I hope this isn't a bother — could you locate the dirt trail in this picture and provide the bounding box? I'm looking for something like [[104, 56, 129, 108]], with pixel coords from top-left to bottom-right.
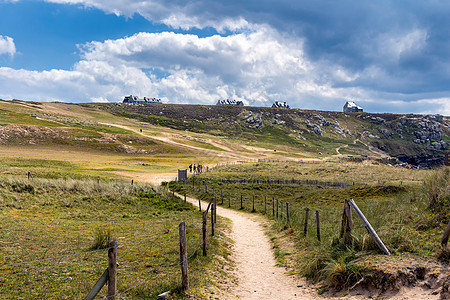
[[181, 193, 319, 299]]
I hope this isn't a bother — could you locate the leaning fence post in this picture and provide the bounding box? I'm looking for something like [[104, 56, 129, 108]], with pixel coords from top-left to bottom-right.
[[316, 210, 321, 242], [440, 220, 450, 247], [198, 199, 201, 211], [347, 199, 391, 255], [179, 221, 189, 290], [304, 208, 310, 236], [202, 212, 207, 256], [108, 239, 118, 300], [184, 192, 187, 203]]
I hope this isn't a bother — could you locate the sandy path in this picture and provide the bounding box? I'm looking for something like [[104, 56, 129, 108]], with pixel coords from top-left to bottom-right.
[[180, 193, 319, 299]]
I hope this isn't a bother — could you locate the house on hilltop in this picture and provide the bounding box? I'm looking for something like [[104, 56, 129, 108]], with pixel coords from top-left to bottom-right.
[[272, 101, 290, 109], [123, 95, 162, 104], [216, 99, 244, 106], [343, 101, 363, 113]]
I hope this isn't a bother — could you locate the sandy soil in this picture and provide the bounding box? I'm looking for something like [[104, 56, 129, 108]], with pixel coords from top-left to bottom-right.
[[181, 193, 320, 299]]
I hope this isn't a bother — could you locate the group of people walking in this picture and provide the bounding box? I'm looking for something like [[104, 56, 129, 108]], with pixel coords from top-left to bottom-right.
[[189, 163, 204, 173]]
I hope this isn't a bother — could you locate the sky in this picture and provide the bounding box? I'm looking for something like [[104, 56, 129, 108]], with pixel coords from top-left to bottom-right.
[[0, 0, 449, 115]]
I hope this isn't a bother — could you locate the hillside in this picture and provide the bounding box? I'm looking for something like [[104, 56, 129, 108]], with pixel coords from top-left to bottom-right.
[[98, 102, 449, 166], [0, 99, 448, 170]]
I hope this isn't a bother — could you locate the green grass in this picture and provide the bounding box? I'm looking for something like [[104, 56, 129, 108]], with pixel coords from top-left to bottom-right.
[[0, 177, 231, 299], [172, 162, 448, 290]]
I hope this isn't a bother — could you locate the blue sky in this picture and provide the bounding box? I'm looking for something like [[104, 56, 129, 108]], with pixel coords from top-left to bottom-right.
[[0, 0, 449, 115]]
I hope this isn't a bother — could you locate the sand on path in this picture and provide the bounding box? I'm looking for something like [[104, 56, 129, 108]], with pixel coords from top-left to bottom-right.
[[180, 193, 319, 299]]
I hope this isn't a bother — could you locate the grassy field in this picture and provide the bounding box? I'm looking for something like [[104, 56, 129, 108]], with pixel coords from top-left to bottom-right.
[[171, 161, 449, 291], [0, 176, 231, 299]]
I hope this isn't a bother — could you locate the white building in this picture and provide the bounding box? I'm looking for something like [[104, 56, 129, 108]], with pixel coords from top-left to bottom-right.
[[343, 101, 363, 113]]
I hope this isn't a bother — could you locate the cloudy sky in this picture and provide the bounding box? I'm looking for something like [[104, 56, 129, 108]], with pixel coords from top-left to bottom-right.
[[0, 0, 449, 115]]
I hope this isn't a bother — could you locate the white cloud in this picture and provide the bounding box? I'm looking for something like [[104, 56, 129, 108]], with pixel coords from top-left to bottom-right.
[[0, 35, 16, 56]]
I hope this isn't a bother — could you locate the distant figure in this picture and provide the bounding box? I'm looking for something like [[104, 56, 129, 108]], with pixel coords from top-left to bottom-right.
[[193, 165, 197, 173], [189, 164, 192, 173], [140, 129, 142, 133]]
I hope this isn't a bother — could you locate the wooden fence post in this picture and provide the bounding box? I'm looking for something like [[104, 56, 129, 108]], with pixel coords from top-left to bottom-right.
[[280, 202, 283, 219], [264, 195, 267, 214], [228, 192, 231, 208], [213, 196, 217, 224], [211, 204, 215, 236], [108, 239, 118, 300], [440, 220, 450, 247], [202, 212, 207, 256], [272, 197, 275, 217], [131, 179, 134, 186], [303, 208, 309, 236], [347, 199, 391, 255], [198, 199, 201, 211], [316, 210, 321, 242], [252, 196, 255, 212], [179, 222, 189, 290], [286, 203, 289, 223], [340, 200, 353, 245], [221, 190, 223, 205], [184, 193, 187, 203], [240, 195, 243, 210], [276, 199, 279, 219]]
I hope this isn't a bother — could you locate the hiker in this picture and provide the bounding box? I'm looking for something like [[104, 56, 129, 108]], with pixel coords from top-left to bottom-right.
[[189, 164, 192, 173], [193, 165, 197, 173]]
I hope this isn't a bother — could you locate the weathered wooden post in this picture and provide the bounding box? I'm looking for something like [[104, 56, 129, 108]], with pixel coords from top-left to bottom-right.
[[440, 220, 450, 247], [340, 199, 353, 245], [184, 192, 187, 203], [286, 203, 290, 223], [131, 179, 134, 186], [240, 195, 243, 210], [228, 192, 231, 208], [179, 222, 189, 290], [264, 195, 267, 214], [252, 196, 255, 212], [280, 202, 284, 219], [347, 199, 391, 255], [202, 211, 207, 256], [272, 197, 275, 217], [198, 199, 201, 211], [221, 190, 224, 205], [316, 210, 321, 242], [97, 176, 100, 185], [211, 204, 215, 236], [108, 239, 118, 300], [304, 208, 310, 236], [213, 196, 217, 224], [276, 199, 279, 219]]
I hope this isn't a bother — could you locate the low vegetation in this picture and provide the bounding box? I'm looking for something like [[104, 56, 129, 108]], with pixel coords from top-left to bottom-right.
[[0, 176, 231, 299], [172, 161, 449, 292]]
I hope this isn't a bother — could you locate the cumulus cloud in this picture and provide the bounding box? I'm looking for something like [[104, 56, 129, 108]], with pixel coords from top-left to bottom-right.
[[1, 1, 450, 114], [0, 35, 16, 56]]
